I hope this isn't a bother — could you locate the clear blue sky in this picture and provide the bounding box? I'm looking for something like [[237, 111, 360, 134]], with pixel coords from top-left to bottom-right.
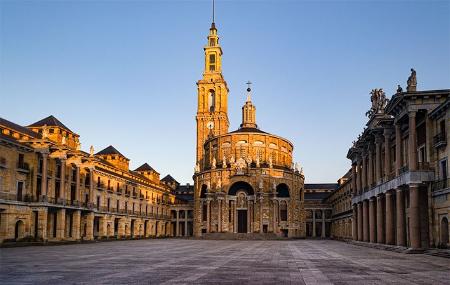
[[1, 0, 449, 184]]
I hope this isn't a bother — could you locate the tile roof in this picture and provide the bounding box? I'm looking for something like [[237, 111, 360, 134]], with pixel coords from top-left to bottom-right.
[[96, 145, 128, 159], [28, 115, 74, 133], [0, 117, 41, 138], [161, 174, 179, 185], [135, 163, 155, 172]]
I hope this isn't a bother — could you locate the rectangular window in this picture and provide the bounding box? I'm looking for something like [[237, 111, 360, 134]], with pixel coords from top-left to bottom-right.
[[117, 200, 120, 212], [17, 181, 24, 201], [18, 153, 24, 169], [97, 196, 100, 210]]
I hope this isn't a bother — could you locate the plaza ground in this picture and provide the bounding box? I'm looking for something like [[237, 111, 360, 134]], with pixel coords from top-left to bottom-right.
[[0, 239, 449, 284]]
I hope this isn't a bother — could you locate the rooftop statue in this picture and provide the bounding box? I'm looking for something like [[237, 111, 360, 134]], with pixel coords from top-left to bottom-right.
[[42, 124, 49, 139], [89, 145, 94, 157], [396, 84, 403, 94], [407, 68, 417, 92], [365, 88, 388, 118]]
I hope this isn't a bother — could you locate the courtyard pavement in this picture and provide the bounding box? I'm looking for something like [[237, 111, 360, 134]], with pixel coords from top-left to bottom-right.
[[0, 239, 449, 284]]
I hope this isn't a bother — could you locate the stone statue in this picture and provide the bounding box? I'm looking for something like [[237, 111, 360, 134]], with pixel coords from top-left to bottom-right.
[[222, 156, 227, 168], [89, 145, 94, 157], [246, 156, 252, 166], [76, 141, 81, 151], [407, 68, 417, 92], [294, 162, 299, 172], [230, 155, 235, 165], [42, 124, 49, 139], [272, 181, 276, 191], [211, 157, 216, 169], [366, 88, 388, 118], [236, 157, 246, 174], [300, 167, 304, 176], [61, 136, 66, 145], [256, 155, 260, 168], [195, 163, 200, 173], [396, 84, 403, 93], [216, 178, 222, 189], [259, 179, 263, 189], [269, 156, 273, 168]]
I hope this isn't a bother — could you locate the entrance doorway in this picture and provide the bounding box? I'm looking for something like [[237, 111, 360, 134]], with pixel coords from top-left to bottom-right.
[[237, 210, 247, 233]]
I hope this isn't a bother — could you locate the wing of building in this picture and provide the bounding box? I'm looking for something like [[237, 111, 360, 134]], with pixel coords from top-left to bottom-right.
[[0, 115, 178, 243], [192, 20, 305, 238]]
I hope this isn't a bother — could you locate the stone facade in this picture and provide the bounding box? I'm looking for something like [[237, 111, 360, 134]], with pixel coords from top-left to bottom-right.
[[193, 21, 305, 238], [347, 72, 449, 250], [0, 116, 176, 244]]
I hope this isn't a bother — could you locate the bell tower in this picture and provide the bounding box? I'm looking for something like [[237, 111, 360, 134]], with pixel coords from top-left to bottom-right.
[[196, 7, 229, 165]]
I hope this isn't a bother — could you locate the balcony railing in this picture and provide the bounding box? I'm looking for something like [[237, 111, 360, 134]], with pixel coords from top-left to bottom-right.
[[399, 165, 409, 175], [433, 133, 447, 148], [432, 179, 450, 192]]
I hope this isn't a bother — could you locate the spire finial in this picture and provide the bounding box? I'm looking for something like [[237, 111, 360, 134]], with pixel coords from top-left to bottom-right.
[[246, 81, 252, 102], [212, 0, 215, 24]]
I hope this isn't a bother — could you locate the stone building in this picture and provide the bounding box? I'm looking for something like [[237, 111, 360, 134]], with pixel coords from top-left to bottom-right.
[[165, 175, 194, 237], [347, 70, 449, 250], [325, 172, 353, 240], [0, 116, 175, 244], [193, 20, 305, 238], [304, 183, 336, 238]]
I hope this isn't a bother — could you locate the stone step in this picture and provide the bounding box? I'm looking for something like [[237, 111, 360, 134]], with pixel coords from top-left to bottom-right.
[[200, 232, 287, 240]]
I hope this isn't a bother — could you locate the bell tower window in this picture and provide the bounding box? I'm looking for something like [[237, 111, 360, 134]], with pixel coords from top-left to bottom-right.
[[209, 54, 216, 71], [208, 90, 215, 112]]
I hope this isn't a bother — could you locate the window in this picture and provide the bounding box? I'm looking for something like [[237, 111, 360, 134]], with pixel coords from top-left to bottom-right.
[[117, 200, 120, 211], [440, 159, 448, 180], [440, 120, 446, 135], [17, 181, 24, 201], [18, 153, 24, 169], [280, 201, 287, 221], [208, 90, 215, 112], [96, 196, 100, 210], [209, 54, 216, 71], [97, 177, 100, 187], [107, 198, 110, 211], [209, 38, 215, 46]]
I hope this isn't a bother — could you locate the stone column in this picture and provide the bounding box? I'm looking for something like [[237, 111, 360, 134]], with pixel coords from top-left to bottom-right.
[[396, 187, 406, 246], [384, 129, 392, 179], [59, 159, 66, 202], [85, 213, 94, 240], [272, 199, 277, 233], [352, 204, 358, 240], [75, 166, 80, 205], [233, 200, 237, 233], [72, 210, 81, 240], [37, 208, 48, 241], [247, 201, 252, 233], [184, 210, 188, 236], [375, 137, 382, 184], [369, 198, 377, 243], [357, 203, 363, 241], [312, 209, 316, 237], [176, 210, 179, 237], [89, 168, 95, 206], [409, 185, 421, 249], [206, 199, 211, 233], [356, 159, 362, 194], [362, 153, 367, 190], [99, 216, 108, 238], [385, 190, 395, 245], [260, 196, 264, 233], [40, 152, 49, 201], [376, 195, 385, 244], [368, 146, 373, 188], [363, 200, 369, 242], [321, 209, 326, 238], [56, 209, 66, 240], [351, 164, 357, 195], [218, 200, 222, 232], [408, 111, 417, 171], [395, 123, 402, 176]]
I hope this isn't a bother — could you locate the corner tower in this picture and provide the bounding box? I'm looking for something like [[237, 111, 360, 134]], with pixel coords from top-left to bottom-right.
[[196, 18, 229, 164]]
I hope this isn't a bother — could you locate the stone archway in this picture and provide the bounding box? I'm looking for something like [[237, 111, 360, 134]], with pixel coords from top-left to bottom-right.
[[15, 220, 25, 240], [228, 181, 254, 234], [440, 217, 449, 247]]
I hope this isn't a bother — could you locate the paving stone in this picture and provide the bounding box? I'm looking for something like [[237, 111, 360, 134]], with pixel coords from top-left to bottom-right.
[[0, 239, 449, 284]]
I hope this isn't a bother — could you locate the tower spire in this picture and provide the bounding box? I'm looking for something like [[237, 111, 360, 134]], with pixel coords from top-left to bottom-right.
[[212, 0, 215, 24]]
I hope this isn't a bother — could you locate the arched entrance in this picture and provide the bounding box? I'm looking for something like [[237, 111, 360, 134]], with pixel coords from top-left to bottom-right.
[[15, 220, 25, 240], [440, 217, 449, 247], [229, 181, 254, 234]]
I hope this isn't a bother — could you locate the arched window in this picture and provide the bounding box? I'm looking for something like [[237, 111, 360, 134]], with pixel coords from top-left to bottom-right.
[[208, 90, 215, 112]]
